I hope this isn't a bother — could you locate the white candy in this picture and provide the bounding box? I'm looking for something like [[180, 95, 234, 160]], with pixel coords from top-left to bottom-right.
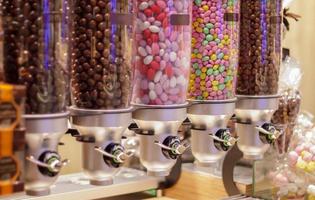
[[149, 82, 155, 90], [154, 70, 162, 83], [142, 21, 150, 30], [176, 75, 186, 86], [159, 49, 165, 56], [149, 25, 160, 33], [143, 55, 153, 65], [307, 185, 315, 195], [170, 52, 177, 62], [170, 77, 177, 88], [138, 47, 147, 57], [148, 0, 154, 6], [139, 2, 148, 10], [149, 90, 157, 100], [154, 21, 162, 27]]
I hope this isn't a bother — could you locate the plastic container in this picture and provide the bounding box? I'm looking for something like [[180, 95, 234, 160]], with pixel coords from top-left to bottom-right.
[[71, 0, 134, 110], [188, 0, 240, 100], [236, 0, 282, 95], [1, 0, 70, 114], [132, 0, 192, 105]]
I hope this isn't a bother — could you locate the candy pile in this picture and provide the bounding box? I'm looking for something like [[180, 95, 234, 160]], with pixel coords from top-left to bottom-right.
[[188, 0, 239, 100], [307, 185, 315, 200], [132, 0, 192, 105]]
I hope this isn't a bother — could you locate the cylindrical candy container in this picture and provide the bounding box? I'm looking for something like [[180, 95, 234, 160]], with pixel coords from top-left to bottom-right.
[[1, 0, 71, 196], [188, 0, 240, 100], [132, 0, 192, 105], [70, 0, 135, 185], [131, 0, 192, 176], [237, 0, 282, 95]]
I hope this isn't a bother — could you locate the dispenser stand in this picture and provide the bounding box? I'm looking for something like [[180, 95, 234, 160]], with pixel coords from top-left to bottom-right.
[[69, 107, 133, 186], [24, 112, 69, 196]]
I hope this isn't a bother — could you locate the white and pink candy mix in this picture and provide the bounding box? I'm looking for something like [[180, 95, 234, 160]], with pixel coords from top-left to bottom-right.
[[132, 0, 192, 105]]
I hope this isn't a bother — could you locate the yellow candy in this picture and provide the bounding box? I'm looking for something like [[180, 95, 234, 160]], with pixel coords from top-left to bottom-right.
[[212, 86, 218, 91], [223, 35, 229, 40], [200, 86, 206, 91], [189, 80, 194, 84], [202, 5, 209, 11], [191, 38, 196, 43], [201, 67, 207, 73], [196, 54, 202, 59], [306, 161, 315, 173], [197, 18, 203, 23], [200, 80, 205, 86], [221, 40, 226, 45], [301, 150, 308, 157], [212, 80, 219, 86], [213, 64, 219, 70], [193, 21, 199, 27], [211, 54, 217, 60], [190, 74, 196, 79], [196, 27, 202, 33], [200, 73, 206, 80], [191, 54, 196, 59], [223, 55, 229, 60], [202, 91, 209, 98], [190, 87, 196, 92], [296, 159, 307, 170]]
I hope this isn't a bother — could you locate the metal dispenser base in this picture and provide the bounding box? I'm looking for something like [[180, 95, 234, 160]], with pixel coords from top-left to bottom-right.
[[70, 107, 133, 186], [187, 99, 236, 165], [132, 104, 187, 176], [235, 95, 279, 160], [24, 112, 69, 196]]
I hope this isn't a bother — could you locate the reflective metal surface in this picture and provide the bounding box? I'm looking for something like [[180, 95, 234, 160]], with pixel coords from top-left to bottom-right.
[[24, 112, 69, 196]]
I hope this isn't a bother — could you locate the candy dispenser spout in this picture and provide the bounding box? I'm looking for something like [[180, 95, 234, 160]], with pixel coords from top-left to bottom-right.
[[187, 100, 236, 165], [235, 95, 280, 160]]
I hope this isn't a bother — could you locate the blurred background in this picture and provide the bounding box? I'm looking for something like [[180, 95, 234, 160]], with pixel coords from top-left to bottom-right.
[[283, 0, 315, 115]]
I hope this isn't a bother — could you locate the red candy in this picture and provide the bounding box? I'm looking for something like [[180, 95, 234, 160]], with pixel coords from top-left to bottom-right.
[[144, 9, 153, 17], [151, 5, 161, 15], [147, 68, 156, 81], [165, 65, 173, 78], [162, 18, 168, 28], [143, 29, 151, 39], [140, 64, 148, 75], [151, 33, 159, 42], [150, 60, 160, 70], [156, 13, 166, 22]]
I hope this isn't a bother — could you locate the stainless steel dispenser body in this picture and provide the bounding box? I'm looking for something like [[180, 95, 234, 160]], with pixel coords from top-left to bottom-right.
[[235, 95, 279, 160]]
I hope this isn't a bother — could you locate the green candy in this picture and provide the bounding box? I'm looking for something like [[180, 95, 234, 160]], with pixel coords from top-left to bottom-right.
[[202, 40, 208, 46], [203, 28, 209, 34], [206, 68, 213, 75], [202, 56, 210, 61], [217, 52, 224, 59], [206, 34, 214, 41], [219, 84, 225, 90], [194, 0, 202, 6], [215, 38, 221, 43], [193, 63, 199, 69], [213, 70, 219, 76], [197, 96, 203, 100], [206, 23, 214, 29], [195, 69, 202, 76], [219, 65, 225, 72]]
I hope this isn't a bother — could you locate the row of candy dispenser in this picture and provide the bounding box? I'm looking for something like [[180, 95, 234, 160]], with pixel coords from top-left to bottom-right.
[[0, 0, 284, 196]]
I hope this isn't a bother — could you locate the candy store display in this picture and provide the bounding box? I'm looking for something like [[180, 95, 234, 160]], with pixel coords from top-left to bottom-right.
[[188, 0, 240, 100], [236, 0, 282, 95], [71, 0, 133, 109], [1, 0, 70, 114], [132, 0, 192, 105]]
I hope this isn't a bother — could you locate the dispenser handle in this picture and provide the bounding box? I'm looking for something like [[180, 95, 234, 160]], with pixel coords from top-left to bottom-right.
[[209, 134, 238, 146], [154, 140, 190, 155], [94, 146, 134, 163], [26, 155, 69, 172], [255, 126, 282, 140]]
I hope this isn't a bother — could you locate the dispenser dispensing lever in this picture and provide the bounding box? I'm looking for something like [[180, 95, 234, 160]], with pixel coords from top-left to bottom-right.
[[94, 146, 134, 163], [255, 125, 282, 140], [26, 155, 69, 172], [154, 140, 190, 155], [209, 134, 238, 147]]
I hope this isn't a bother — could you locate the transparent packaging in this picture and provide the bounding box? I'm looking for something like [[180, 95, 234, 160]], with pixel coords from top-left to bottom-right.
[[188, 0, 240, 100], [71, 0, 134, 109], [132, 0, 192, 105], [236, 0, 282, 95], [1, 0, 70, 114]]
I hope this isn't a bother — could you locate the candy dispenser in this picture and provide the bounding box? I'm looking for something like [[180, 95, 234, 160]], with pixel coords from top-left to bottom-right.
[[132, 0, 192, 176], [1, 0, 70, 196], [187, 0, 239, 167], [69, 0, 135, 186], [235, 0, 283, 160]]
